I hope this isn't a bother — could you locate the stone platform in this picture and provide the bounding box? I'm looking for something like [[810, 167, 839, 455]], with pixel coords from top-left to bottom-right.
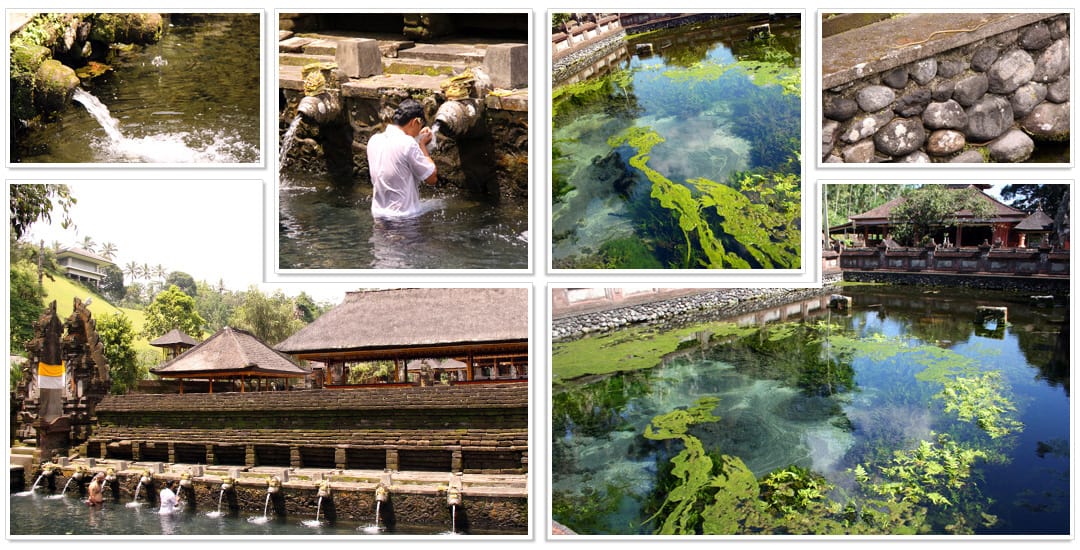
[[278, 30, 528, 112]]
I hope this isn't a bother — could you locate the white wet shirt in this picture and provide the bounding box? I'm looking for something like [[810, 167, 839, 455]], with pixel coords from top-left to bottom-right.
[[367, 124, 436, 218], [159, 486, 178, 514]]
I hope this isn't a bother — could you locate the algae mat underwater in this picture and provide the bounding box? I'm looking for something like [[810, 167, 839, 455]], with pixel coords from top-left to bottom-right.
[[551, 14, 802, 269]]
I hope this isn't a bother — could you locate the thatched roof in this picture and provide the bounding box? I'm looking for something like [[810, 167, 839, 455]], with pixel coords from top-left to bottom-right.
[[1015, 208, 1055, 232], [152, 327, 308, 378], [845, 185, 1026, 226], [275, 288, 528, 356], [149, 329, 200, 348]]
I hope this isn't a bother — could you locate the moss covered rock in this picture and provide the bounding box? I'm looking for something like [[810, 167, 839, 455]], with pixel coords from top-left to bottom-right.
[[90, 13, 163, 44], [10, 43, 52, 77], [33, 59, 80, 115]]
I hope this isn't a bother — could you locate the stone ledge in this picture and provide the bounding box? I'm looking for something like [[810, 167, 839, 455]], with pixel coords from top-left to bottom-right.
[[823, 12, 1057, 89]]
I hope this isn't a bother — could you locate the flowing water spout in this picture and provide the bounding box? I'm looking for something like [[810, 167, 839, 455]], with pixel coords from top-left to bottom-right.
[[16, 473, 47, 496], [250, 476, 280, 524], [447, 487, 463, 534], [71, 88, 125, 142], [279, 116, 303, 172], [303, 480, 331, 527], [362, 483, 390, 534], [127, 471, 152, 508], [208, 476, 234, 518], [434, 98, 484, 140]]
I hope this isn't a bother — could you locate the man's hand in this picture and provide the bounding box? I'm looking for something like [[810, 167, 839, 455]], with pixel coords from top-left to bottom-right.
[[418, 126, 433, 148]]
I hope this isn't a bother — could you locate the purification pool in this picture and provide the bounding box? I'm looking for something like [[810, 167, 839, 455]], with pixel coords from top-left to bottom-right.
[[14, 13, 261, 164], [8, 492, 501, 536], [551, 286, 1070, 535], [278, 171, 529, 270], [551, 14, 802, 269]]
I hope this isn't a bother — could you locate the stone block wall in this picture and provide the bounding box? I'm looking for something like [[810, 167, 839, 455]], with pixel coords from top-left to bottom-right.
[[823, 13, 1069, 163], [839, 245, 1069, 277], [89, 384, 528, 474]]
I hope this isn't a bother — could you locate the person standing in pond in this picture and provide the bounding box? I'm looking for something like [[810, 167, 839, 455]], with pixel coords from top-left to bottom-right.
[[85, 473, 104, 506], [367, 99, 438, 218], [159, 480, 179, 514]]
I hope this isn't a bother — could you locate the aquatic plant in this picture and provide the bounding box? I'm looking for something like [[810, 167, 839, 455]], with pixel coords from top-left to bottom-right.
[[938, 372, 1023, 439], [607, 126, 800, 269]]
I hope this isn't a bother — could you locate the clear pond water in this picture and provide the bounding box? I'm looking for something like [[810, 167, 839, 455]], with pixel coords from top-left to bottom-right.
[[552, 15, 802, 269], [8, 492, 500, 536], [15, 13, 261, 164], [551, 287, 1069, 534], [278, 172, 529, 270]]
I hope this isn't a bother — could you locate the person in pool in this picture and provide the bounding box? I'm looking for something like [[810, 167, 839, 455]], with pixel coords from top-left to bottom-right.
[[366, 99, 438, 218], [86, 472, 104, 506], [159, 480, 179, 514]]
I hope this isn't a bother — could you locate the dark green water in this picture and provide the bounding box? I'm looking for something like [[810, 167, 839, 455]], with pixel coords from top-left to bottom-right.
[[15, 13, 261, 164], [278, 172, 528, 269], [552, 15, 802, 269], [552, 287, 1069, 534]]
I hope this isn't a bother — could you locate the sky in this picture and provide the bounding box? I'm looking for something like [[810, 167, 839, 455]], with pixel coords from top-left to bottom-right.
[[19, 180, 357, 305]]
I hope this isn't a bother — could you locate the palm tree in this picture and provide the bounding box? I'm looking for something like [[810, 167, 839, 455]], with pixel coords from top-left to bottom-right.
[[124, 261, 140, 281], [51, 240, 63, 252], [153, 264, 167, 281], [99, 242, 118, 261], [80, 235, 96, 253], [141, 263, 152, 281]]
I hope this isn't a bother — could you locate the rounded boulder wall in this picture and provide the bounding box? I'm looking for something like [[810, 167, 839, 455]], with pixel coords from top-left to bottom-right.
[[873, 117, 926, 157], [33, 59, 81, 114], [964, 95, 1013, 142], [90, 13, 163, 44]]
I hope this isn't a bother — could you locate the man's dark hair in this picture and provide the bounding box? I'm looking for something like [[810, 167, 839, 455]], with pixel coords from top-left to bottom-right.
[[392, 99, 424, 126]]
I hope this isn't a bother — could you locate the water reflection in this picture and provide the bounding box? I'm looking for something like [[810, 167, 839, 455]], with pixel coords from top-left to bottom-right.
[[551, 287, 1069, 534], [279, 173, 528, 270]]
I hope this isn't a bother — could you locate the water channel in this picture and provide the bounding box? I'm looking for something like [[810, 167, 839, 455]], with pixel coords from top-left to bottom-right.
[[278, 172, 529, 270], [551, 15, 802, 269], [14, 13, 261, 164], [551, 286, 1069, 534], [8, 491, 507, 536]]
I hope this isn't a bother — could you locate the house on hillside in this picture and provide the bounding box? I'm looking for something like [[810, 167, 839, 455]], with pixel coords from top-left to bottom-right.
[[275, 287, 529, 387], [55, 246, 114, 287]]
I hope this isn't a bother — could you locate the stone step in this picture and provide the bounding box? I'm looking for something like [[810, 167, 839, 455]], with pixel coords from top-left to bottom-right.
[[396, 42, 488, 64], [382, 57, 464, 77], [278, 51, 335, 68]]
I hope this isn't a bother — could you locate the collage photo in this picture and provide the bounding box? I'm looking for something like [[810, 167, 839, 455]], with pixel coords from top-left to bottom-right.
[[4, 6, 1075, 547]]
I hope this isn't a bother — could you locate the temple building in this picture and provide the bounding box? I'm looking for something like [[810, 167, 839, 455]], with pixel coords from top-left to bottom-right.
[[275, 287, 529, 387]]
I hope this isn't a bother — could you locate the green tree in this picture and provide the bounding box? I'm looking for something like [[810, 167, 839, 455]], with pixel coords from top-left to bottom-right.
[[98, 241, 117, 260], [228, 286, 304, 346], [80, 235, 96, 253], [99, 264, 126, 303], [890, 185, 995, 246], [165, 271, 198, 297], [293, 291, 328, 324], [9, 183, 76, 240], [194, 280, 241, 334], [142, 284, 206, 339], [97, 312, 145, 394], [10, 261, 45, 354]]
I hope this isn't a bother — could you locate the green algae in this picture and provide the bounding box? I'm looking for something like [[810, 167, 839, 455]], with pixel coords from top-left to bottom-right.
[[607, 126, 801, 269], [552, 321, 759, 384]]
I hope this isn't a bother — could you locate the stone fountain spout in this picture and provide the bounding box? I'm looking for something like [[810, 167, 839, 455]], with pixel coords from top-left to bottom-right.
[[434, 98, 484, 139], [297, 62, 343, 127]]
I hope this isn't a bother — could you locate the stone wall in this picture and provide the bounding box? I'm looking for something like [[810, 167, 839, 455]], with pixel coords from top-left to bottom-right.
[[842, 270, 1069, 294], [552, 286, 841, 341], [280, 89, 528, 198], [822, 13, 1069, 163], [840, 244, 1069, 277], [89, 384, 528, 474]]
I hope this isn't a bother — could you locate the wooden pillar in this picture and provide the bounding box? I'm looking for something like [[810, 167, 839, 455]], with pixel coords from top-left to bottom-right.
[[209, 379, 213, 394], [179, 379, 183, 395], [240, 375, 245, 393], [467, 352, 474, 381]]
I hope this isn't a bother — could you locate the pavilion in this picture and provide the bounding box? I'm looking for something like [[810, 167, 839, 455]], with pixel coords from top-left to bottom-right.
[[274, 288, 529, 386], [150, 326, 309, 393], [829, 184, 1029, 248], [148, 328, 200, 361]]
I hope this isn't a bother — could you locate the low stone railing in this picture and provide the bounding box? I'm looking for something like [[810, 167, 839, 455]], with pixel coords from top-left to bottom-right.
[[839, 244, 1068, 277]]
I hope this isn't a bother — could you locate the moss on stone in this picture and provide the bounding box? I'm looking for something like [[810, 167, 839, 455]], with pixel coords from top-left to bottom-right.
[[90, 13, 163, 45]]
